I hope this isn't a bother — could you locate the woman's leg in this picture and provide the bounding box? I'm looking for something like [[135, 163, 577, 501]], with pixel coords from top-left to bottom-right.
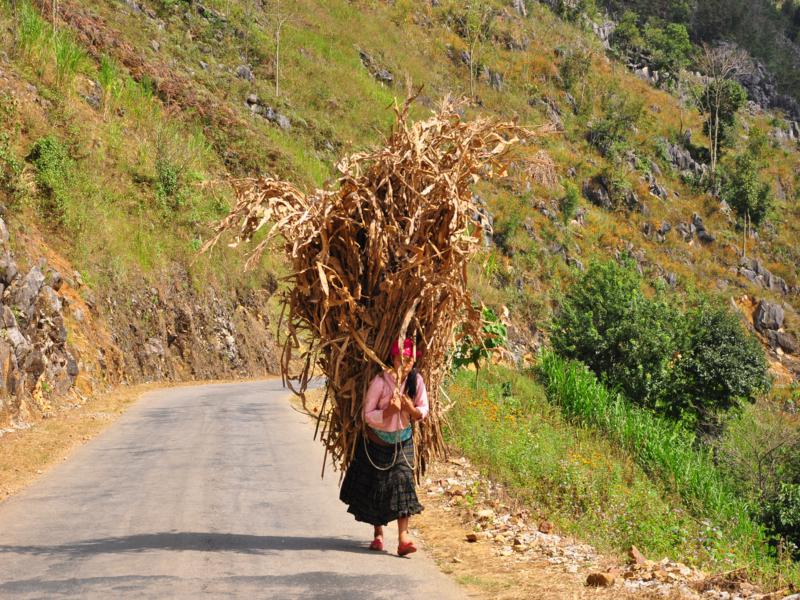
[[373, 525, 384, 541], [398, 517, 412, 544]]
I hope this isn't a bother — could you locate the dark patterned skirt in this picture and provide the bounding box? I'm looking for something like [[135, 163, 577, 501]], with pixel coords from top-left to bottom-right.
[[339, 434, 423, 527]]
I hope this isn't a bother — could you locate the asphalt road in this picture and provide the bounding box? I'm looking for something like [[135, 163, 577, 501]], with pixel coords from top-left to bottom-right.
[[0, 380, 466, 599]]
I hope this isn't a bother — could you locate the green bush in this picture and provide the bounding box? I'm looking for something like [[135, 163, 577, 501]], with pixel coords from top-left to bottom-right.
[[551, 259, 770, 426], [27, 136, 75, 220], [551, 258, 678, 409], [722, 151, 773, 226], [666, 303, 771, 431], [452, 306, 508, 374], [610, 10, 643, 57], [586, 90, 643, 158], [155, 156, 183, 211], [696, 78, 747, 152], [769, 483, 800, 557], [559, 181, 580, 224], [642, 19, 693, 79]]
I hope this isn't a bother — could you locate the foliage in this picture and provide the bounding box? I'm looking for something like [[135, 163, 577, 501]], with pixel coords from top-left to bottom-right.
[[446, 366, 729, 569], [551, 259, 770, 426], [695, 78, 747, 150], [666, 303, 771, 431], [452, 306, 508, 372], [587, 89, 643, 158], [558, 47, 592, 92], [716, 403, 800, 558], [27, 136, 75, 220], [722, 151, 773, 226], [642, 20, 693, 78], [609, 10, 643, 56], [53, 29, 88, 87], [537, 352, 786, 579], [559, 181, 580, 224]]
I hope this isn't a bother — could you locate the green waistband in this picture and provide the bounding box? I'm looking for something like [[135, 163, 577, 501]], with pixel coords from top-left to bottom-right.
[[371, 425, 412, 444]]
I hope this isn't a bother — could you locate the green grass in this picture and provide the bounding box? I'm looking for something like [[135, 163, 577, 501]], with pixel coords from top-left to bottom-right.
[[536, 351, 800, 586]]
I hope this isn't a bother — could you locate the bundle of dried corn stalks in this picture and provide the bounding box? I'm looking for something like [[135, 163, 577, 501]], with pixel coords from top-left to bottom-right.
[[206, 97, 540, 476]]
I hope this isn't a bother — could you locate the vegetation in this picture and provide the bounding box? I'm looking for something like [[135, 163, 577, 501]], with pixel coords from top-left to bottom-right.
[[550, 259, 770, 429], [446, 361, 798, 583]]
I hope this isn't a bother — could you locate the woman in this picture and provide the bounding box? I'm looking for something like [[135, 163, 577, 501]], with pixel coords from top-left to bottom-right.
[[339, 338, 429, 556]]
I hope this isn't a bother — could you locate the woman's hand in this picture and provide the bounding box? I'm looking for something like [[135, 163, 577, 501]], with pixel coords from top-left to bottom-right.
[[384, 389, 403, 417], [401, 397, 420, 421]]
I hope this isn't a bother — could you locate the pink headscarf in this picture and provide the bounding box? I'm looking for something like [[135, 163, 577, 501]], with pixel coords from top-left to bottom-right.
[[390, 338, 417, 358]]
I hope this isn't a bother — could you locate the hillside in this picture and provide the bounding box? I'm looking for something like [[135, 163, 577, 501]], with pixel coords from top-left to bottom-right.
[[1, 0, 800, 591]]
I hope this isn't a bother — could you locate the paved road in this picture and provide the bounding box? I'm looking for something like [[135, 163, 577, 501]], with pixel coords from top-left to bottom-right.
[[0, 381, 466, 599]]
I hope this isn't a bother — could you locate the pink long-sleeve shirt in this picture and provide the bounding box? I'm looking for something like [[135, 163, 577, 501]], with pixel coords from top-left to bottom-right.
[[363, 371, 429, 432]]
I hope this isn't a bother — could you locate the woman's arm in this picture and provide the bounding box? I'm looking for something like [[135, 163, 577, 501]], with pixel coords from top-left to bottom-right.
[[363, 375, 390, 427], [401, 374, 429, 421]]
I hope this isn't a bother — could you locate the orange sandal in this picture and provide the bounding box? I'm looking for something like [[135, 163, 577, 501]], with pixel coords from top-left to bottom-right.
[[397, 540, 417, 556]]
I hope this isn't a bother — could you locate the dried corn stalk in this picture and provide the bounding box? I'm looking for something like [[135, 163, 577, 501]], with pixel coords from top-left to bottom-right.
[[206, 97, 540, 476]]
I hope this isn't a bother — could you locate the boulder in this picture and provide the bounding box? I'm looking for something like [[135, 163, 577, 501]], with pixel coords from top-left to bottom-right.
[[691, 214, 715, 244], [583, 177, 612, 210], [11, 266, 45, 318], [754, 300, 784, 332], [766, 330, 799, 354], [0, 251, 18, 285], [236, 64, 254, 81]]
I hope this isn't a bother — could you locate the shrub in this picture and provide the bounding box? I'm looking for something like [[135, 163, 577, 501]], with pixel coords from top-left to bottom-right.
[[610, 10, 643, 57], [551, 259, 770, 426], [559, 181, 580, 224], [550, 258, 678, 409], [587, 90, 643, 158], [27, 136, 74, 219], [769, 483, 800, 558], [452, 306, 508, 374], [642, 20, 693, 79], [666, 303, 771, 430], [722, 151, 773, 226], [696, 78, 747, 152]]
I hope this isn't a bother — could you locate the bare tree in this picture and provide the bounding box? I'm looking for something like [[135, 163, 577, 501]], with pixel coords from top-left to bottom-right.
[[692, 44, 751, 176], [464, 1, 493, 100], [272, 11, 292, 97]]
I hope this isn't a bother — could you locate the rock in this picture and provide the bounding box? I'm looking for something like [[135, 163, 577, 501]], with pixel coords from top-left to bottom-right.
[[538, 520, 553, 534], [0, 251, 18, 285], [766, 330, 799, 354], [512, 0, 527, 17], [583, 177, 612, 210], [664, 272, 678, 288], [586, 572, 615, 587], [465, 532, 478, 543], [513, 543, 528, 553], [46, 269, 63, 291], [486, 69, 503, 91], [35, 285, 62, 317], [374, 69, 393, 85], [72, 308, 84, 323], [628, 545, 647, 565], [150, 40, 160, 52], [0, 218, 8, 245], [738, 257, 790, 295], [691, 214, 715, 243], [0, 306, 16, 328], [199, 60, 208, 70], [246, 93, 259, 105], [657, 221, 671, 236], [144, 337, 165, 359], [236, 64, 254, 81], [274, 114, 291, 130], [565, 564, 578, 574], [11, 266, 45, 318], [754, 300, 784, 332]]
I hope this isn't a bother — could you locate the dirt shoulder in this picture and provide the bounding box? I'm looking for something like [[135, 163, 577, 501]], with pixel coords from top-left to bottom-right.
[[0, 377, 277, 502]]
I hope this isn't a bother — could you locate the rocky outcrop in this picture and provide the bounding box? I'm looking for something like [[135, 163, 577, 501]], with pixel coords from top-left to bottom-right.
[[0, 220, 79, 423], [739, 257, 791, 295]]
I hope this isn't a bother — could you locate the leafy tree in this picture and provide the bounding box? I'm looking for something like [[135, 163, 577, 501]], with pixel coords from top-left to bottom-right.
[[551, 259, 679, 409], [692, 44, 749, 175], [642, 20, 693, 78], [552, 259, 770, 428], [610, 10, 643, 57], [667, 303, 771, 429], [722, 151, 772, 226]]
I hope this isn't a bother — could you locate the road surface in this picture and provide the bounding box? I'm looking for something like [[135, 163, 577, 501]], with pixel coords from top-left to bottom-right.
[[0, 380, 467, 599]]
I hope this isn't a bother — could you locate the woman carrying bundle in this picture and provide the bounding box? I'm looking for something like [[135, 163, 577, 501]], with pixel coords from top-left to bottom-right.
[[339, 338, 428, 556]]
